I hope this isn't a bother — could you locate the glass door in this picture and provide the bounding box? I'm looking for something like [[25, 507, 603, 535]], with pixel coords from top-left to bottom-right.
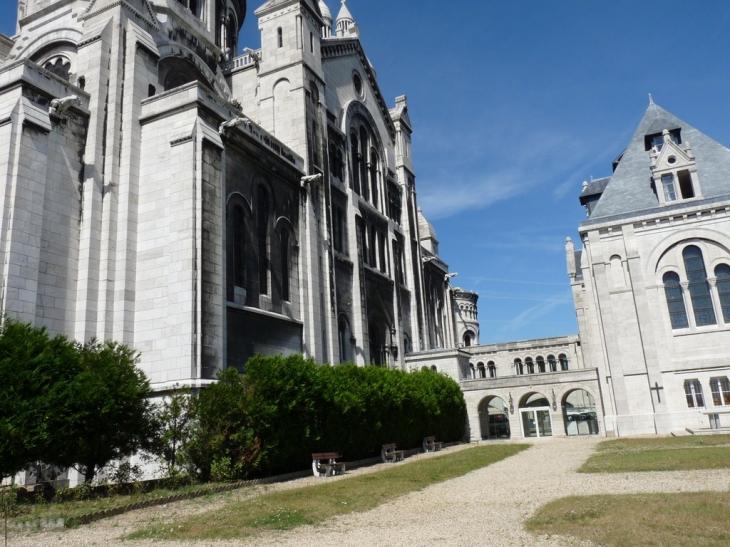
[[521, 408, 553, 438]]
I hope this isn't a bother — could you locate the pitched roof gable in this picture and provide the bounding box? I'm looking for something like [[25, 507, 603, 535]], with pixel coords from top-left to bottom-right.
[[588, 103, 730, 220]]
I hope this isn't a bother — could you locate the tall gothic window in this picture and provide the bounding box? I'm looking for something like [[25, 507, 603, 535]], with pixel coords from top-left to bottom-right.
[[710, 377, 730, 406], [360, 127, 369, 201], [715, 264, 730, 323], [350, 133, 360, 194], [663, 271, 688, 329], [257, 188, 269, 295], [369, 148, 379, 209], [683, 245, 716, 326], [684, 379, 705, 408], [233, 205, 246, 288], [280, 230, 290, 302]]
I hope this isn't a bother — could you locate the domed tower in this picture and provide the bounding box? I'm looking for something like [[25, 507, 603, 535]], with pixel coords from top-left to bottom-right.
[[319, 1, 333, 37], [453, 289, 480, 348], [335, 0, 358, 37]]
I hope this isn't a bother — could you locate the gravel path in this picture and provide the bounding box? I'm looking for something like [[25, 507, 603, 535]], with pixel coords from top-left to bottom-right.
[[8, 436, 730, 547]]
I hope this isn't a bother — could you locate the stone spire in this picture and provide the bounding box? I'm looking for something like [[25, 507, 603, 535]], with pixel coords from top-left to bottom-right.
[[335, 0, 359, 37], [319, 1, 333, 38]]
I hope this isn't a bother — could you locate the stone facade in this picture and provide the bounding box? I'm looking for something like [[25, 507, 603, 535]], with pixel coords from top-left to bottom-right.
[[0, 0, 470, 400], [569, 101, 730, 437]]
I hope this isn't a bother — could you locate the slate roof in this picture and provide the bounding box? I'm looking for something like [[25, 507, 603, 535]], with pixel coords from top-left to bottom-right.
[[579, 177, 610, 204], [583, 102, 730, 222]]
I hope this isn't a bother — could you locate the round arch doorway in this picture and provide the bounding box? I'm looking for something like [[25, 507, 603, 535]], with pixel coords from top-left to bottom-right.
[[563, 389, 599, 436], [477, 396, 511, 440], [519, 392, 553, 438]]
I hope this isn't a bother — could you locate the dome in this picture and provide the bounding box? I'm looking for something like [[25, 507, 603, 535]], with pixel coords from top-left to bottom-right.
[[336, 0, 354, 25], [319, 0, 332, 22]]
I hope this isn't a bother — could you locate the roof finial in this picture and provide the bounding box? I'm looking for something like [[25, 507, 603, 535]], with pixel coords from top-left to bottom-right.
[[648, 93, 655, 106]]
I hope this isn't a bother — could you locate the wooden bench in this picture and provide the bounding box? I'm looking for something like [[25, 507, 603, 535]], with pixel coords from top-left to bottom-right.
[[381, 443, 405, 463], [311, 452, 346, 477], [422, 436, 443, 452]]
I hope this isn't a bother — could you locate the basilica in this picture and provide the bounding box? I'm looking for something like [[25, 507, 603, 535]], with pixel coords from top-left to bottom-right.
[[0, 0, 728, 450]]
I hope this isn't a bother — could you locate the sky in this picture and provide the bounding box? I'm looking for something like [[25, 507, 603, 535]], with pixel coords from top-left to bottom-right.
[[3, 1, 730, 344]]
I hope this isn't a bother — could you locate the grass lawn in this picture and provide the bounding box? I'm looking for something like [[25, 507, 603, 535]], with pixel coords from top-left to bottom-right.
[[526, 492, 730, 547], [126, 443, 529, 541], [5, 482, 236, 524], [579, 434, 730, 473]]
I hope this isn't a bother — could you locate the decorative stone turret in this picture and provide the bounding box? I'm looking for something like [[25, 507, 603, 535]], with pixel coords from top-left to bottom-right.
[[319, 1, 333, 37], [452, 289, 480, 347], [335, 0, 359, 37]]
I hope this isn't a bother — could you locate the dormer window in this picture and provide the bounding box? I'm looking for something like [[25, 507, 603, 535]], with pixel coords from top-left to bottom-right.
[[645, 129, 681, 151], [661, 174, 677, 202], [650, 129, 701, 205]]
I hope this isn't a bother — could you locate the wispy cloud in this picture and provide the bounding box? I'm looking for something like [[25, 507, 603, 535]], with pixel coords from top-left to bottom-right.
[[415, 122, 595, 219], [500, 292, 573, 332]]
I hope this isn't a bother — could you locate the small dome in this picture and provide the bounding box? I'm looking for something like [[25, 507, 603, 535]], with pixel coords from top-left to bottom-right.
[[319, 0, 332, 22], [336, 0, 353, 25]]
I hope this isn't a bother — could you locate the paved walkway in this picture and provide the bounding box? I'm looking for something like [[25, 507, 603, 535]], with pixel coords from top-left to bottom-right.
[[9, 437, 730, 547]]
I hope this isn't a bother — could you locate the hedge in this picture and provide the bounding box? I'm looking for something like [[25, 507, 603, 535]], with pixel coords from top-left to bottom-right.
[[218, 354, 467, 476]]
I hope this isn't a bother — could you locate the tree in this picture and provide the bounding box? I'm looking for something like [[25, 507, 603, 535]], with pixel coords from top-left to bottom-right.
[[154, 385, 195, 479], [0, 319, 78, 481], [186, 368, 261, 482], [47, 339, 156, 483]]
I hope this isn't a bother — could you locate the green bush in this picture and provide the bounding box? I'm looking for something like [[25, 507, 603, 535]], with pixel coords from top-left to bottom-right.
[[240, 355, 466, 476]]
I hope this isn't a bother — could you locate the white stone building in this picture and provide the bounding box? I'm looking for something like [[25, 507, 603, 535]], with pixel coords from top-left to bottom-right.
[[569, 100, 730, 437], [0, 0, 471, 402], [409, 100, 730, 441]]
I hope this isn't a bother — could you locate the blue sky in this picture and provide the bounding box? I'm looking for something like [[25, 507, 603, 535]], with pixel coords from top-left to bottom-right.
[[4, 1, 730, 344]]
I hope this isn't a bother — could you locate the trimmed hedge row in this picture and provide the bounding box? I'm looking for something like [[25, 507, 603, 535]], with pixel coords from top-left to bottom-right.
[[239, 355, 467, 476]]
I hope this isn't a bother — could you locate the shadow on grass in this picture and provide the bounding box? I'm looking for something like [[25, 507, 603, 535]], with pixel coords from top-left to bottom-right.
[[126, 443, 529, 541]]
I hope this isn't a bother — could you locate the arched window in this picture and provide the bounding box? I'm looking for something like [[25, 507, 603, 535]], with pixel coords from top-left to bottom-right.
[[469, 364, 476, 379], [536, 356, 545, 373], [559, 354, 569, 371], [710, 377, 730, 407], [338, 315, 351, 363], [715, 264, 730, 323], [663, 271, 688, 329], [277, 27, 283, 48], [463, 332, 472, 347], [431, 365, 437, 372], [487, 361, 496, 378], [525, 357, 534, 374], [514, 358, 523, 375], [684, 379, 705, 408], [257, 188, 269, 295], [683, 245, 716, 326], [280, 230, 290, 302], [547, 355, 557, 372], [359, 127, 369, 201], [369, 148, 379, 209], [233, 205, 246, 288], [329, 142, 337, 178], [350, 133, 360, 194], [477, 362, 485, 378]]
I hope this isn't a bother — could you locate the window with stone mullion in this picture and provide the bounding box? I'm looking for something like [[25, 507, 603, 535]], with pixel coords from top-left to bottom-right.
[[715, 264, 730, 323], [710, 377, 730, 406], [684, 379, 705, 408], [683, 246, 716, 326], [663, 272, 688, 329]]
